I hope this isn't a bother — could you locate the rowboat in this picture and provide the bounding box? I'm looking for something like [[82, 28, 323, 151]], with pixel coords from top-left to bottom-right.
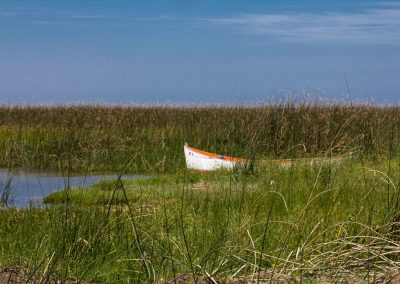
[[270, 152, 354, 167], [184, 144, 354, 171], [184, 144, 245, 171]]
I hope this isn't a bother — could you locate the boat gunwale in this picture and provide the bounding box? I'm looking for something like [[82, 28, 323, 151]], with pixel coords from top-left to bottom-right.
[[270, 151, 354, 166]]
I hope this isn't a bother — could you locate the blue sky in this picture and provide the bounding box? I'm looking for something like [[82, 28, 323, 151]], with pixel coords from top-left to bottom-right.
[[0, 0, 399, 104]]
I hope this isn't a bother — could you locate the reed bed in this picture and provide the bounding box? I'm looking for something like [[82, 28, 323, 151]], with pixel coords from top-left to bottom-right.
[[0, 103, 400, 173], [0, 102, 399, 282]]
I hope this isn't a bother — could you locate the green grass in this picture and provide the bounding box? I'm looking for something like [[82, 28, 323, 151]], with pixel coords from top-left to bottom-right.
[[0, 103, 400, 282], [1, 158, 399, 282], [0, 103, 400, 173]]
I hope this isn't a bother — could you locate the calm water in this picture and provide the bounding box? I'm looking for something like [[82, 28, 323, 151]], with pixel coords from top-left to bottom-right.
[[0, 169, 144, 208]]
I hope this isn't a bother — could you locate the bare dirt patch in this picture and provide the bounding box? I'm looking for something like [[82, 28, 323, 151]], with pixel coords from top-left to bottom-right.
[[0, 264, 29, 284], [0, 263, 89, 284]]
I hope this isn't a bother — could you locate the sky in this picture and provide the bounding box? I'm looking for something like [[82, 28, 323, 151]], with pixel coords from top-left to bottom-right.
[[0, 0, 399, 105]]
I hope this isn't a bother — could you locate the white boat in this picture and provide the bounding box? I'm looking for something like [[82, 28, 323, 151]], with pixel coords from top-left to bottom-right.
[[184, 144, 245, 171], [270, 151, 354, 167], [184, 144, 354, 171]]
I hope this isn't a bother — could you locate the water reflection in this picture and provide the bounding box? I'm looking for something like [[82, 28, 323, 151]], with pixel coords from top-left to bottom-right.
[[0, 169, 143, 208]]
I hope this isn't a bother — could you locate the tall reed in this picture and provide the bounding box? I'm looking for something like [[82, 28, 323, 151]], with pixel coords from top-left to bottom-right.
[[0, 102, 399, 173]]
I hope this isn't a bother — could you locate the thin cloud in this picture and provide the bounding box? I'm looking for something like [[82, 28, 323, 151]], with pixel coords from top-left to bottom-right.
[[29, 20, 81, 26], [0, 7, 114, 26], [0, 4, 182, 27], [379, 2, 400, 7], [2, 7, 177, 27], [0, 12, 19, 17], [69, 14, 110, 20], [206, 8, 400, 44], [137, 15, 177, 22]]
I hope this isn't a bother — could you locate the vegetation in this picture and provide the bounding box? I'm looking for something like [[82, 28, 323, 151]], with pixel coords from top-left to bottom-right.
[[0, 103, 400, 173], [0, 103, 399, 282]]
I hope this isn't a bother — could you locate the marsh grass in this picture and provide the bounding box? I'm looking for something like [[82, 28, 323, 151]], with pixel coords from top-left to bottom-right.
[[0, 103, 400, 173], [0, 103, 399, 282], [1, 159, 399, 282]]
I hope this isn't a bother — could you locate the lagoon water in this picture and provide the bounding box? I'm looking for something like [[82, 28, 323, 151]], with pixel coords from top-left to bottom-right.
[[0, 169, 140, 208]]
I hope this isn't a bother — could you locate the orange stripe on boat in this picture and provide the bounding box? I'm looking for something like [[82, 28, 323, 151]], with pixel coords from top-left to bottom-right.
[[186, 146, 244, 162]]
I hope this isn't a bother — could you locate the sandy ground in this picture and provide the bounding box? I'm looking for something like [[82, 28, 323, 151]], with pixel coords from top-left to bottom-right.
[[0, 264, 88, 284], [0, 264, 29, 284], [1, 263, 399, 283]]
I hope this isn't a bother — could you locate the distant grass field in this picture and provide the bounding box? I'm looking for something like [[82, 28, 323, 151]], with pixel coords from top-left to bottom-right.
[[0, 103, 400, 173], [0, 103, 399, 282]]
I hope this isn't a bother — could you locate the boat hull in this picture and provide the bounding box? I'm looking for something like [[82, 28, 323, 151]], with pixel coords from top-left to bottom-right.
[[184, 145, 244, 171], [271, 152, 354, 167]]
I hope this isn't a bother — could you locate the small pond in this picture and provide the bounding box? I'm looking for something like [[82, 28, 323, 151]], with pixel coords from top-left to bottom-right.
[[0, 169, 145, 208]]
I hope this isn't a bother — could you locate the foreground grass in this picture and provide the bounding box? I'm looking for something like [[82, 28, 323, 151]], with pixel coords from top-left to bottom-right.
[[1, 158, 400, 282]]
